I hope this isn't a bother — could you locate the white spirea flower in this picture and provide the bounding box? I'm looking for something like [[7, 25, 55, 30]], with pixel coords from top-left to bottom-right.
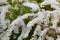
[[0, 5, 11, 30], [40, 28, 49, 37], [41, 0, 60, 10], [30, 25, 41, 40], [23, 2, 39, 11], [56, 35, 60, 40], [46, 36, 54, 40], [1, 0, 60, 40], [0, 0, 7, 4]]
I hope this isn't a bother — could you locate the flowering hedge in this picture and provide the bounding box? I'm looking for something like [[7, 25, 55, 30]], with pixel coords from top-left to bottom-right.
[[0, 0, 60, 40]]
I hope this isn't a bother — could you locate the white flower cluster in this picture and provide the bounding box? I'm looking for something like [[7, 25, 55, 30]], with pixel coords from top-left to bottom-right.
[[0, 0, 60, 40]]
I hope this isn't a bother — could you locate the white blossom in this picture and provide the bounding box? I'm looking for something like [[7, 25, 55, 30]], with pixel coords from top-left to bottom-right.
[[23, 2, 39, 11], [0, 0, 60, 40], [0, 0, 7, 4]]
